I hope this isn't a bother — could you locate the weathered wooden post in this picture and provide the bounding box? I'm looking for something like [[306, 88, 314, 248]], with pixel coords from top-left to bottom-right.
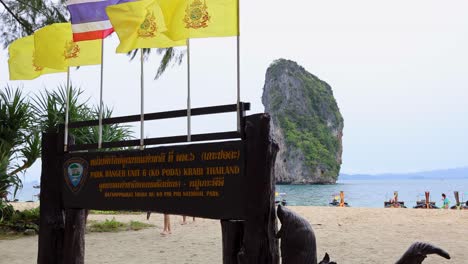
[[63, 136, 87, 264], [37, 131, 65, 264], [221, 220, 244, 264], [221, 113, 279, 264]]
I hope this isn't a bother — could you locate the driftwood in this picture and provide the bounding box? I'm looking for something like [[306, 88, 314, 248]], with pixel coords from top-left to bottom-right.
[[276, 205, 451, 264], [395, 242, 450, 264], [318, 253, 336, 264], [276, 204, 317, 264]]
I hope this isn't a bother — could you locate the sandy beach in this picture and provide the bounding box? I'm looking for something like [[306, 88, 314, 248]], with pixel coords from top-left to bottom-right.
[[1, 203, 466, 264]]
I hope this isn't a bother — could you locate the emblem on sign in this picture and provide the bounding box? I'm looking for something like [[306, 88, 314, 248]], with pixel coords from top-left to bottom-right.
[[64, 157, 88, 193], [184, 0, 210, 29], [63, 41, 80, 59]]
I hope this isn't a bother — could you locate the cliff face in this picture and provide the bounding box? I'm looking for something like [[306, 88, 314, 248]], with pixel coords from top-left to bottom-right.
[[262, 59, 344, 184]]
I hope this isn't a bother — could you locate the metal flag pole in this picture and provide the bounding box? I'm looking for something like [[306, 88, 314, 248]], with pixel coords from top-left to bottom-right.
[[64, 67, 71, 152], [98, 38, 104, 149], [236, 0, 241, 133], [140, 49, 145, 150], [187, 39, 192, 142]]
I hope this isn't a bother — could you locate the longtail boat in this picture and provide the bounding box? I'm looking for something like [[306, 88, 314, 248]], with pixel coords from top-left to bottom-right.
[[384, 191, 406, 208], [414, 191, 438, 209]]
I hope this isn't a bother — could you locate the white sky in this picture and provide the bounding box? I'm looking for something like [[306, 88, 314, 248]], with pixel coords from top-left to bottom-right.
[[1, 0, 468, 182]]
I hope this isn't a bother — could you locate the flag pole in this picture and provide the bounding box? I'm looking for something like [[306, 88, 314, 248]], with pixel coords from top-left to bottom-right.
[[236, 0, 241, 133], [98, 38, 104, 149], [187, 39, 191, 142], [140, 49, 145, 150], [64, 67, 71, 152]]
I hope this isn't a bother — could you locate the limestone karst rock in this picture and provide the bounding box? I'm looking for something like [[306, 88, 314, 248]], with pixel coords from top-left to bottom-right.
[[262, 59, 344, 184]]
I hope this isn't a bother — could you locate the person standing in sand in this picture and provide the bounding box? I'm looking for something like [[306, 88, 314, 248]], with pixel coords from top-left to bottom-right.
[[161, 214, 171, 236], [441, 193, 450, 209], [182, 215, 195, 225]]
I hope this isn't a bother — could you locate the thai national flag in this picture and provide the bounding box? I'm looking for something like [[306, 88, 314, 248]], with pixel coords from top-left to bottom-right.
[[66, 0, 133, 41]]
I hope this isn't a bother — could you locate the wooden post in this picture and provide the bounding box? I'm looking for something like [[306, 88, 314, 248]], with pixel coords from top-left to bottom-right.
[[220, 113, 279, 264], [37, 132, 65, 264], [221, 220, 244, 264], [63, 136, 87, 264], [63, 209, 86, 264]]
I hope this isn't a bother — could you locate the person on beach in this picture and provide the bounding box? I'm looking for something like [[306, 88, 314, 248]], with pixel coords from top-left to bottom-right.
[[441, 193, 450, 209], [161, 214, 171, 236], [182, 215, 195, 225]]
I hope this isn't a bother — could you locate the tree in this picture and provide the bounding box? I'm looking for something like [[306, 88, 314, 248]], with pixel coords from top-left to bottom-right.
[[0, 84, 133, 205], [0, 0, 184, 79], [0, 87, 40, 201], [32, 84, 133, 144]]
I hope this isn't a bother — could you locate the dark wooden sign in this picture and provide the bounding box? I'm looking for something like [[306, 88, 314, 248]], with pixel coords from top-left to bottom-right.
[[62, 140, 246, 220]]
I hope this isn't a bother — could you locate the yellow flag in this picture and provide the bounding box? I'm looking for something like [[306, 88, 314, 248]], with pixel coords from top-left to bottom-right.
[[8, 36, 66, 80], [34, 23, 102, 69], [107, 0, 185, 53], [159, 0, 238, 41]]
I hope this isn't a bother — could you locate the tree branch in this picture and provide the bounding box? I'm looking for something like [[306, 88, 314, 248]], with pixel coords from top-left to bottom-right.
[[0, 0, 34, 34], [7, 160, 32, 178]]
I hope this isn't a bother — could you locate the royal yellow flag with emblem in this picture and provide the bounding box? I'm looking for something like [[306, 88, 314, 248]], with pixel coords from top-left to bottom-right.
[[106, 0, 185, 53], [8, 36, 67, 80], [34, 23, 102, 69], [158, 0, 238, 41]]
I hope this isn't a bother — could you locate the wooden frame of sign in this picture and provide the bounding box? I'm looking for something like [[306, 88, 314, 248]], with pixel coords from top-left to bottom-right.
[[37, 103, 279, 264]]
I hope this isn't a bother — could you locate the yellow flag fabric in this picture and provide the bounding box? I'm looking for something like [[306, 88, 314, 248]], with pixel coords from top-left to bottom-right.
[[158, 0, 238, 41], [107, 0, 185, 53], [34, 23, 102, 69], [8, 36, 66, 80]]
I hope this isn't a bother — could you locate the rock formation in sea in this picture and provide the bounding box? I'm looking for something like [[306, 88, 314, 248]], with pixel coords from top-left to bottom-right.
[[262, 59, 344, 184]]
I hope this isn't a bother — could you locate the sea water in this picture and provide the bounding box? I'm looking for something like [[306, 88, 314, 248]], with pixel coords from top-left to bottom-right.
[[15, 178, 468, 208], [276, 179, 468, 208]]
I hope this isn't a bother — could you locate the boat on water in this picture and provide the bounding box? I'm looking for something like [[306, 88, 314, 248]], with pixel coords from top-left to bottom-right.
[[275, 192, 287, 206], [329, 191, 350, 207], [450, 191, 468, 210], [414, 192, 438, 209], [414, 200, 438, 209], [384, 191, 407, 208]]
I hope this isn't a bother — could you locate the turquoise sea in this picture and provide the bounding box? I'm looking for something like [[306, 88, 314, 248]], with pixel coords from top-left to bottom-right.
[[276, 179, 468, 208], [15, 178, 468, 208]]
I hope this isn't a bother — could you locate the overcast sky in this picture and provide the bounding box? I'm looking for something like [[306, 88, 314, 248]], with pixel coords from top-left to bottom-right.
[[1, 0, 468, 182]]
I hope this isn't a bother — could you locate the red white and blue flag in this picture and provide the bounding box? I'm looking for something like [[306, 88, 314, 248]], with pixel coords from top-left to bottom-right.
[[66, 0, 132, 41]]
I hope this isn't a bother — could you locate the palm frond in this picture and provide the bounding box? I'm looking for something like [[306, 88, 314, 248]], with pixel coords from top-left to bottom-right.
[[154, 48, 186, 79]]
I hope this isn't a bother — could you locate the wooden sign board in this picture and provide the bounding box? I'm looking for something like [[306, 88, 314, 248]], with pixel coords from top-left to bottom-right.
[[62, 141, 246, 220]]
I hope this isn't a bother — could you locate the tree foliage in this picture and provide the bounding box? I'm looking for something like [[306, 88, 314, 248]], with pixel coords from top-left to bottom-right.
[[0, 84, 133, 211], [32, 85, 133, 145], [0, 87, 40, 200], [0, 0, 68, 47]]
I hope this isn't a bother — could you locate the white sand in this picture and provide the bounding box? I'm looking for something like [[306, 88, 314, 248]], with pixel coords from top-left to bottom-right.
[[1, 204, 466, 264]]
